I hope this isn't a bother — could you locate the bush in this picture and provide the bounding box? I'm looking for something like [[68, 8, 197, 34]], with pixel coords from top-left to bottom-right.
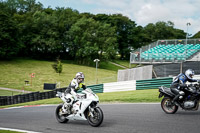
[[52, 58, 63, 75]]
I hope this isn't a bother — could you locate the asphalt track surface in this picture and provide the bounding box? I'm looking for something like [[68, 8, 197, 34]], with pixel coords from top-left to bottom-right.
[[0, 103, 200, 133]]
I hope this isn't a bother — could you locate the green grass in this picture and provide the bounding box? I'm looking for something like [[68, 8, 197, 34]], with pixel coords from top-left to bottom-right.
[[0, 130, 22, 133], [0, 89, 161, 109], [0, 59, 118, 92], [99, 61, 123, 71], [98, 89, 161, 103], [0, 90, 21, 96], [112, 60, 138, 68], [0, 58, 158, 108]]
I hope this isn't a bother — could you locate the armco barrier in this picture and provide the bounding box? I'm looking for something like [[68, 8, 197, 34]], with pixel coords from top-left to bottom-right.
[[104, 80, 136, 92], [0, 84, 103, 106], [78, 84, 104, 93], [88, 84, 104, 93], [136, 77, 173, 90], [0, 87, 66, 106], [0, 78, 175, 106]]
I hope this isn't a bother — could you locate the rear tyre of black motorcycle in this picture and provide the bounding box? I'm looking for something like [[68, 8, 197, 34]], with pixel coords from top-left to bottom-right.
[[161, 97, 178, 114], [87, 107, 104, 127], [55, 104, 69, 123]]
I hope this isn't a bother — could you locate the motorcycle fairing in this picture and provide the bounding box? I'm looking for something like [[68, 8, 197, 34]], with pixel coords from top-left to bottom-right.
[[159, 86, 175, 98]]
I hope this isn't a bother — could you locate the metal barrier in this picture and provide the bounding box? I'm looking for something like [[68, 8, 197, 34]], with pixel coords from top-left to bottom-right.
[[1, 78, 176, 106], [104, 80, 136, 92], [136, 77, 173, 90], [0, 84, 104, 106], [0, 88, 66, 106], [130, 38, 200, 64], [78, 84, 104, 93]]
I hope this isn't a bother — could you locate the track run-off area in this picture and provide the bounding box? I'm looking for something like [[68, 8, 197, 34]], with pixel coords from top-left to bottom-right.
[[0, 103, 200, 133]]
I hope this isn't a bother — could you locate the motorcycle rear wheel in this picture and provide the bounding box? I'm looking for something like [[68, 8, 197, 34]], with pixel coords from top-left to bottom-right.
[[87, 107, 104, 127], [55, 104, 69, 123], [161, 97, 178, 114]]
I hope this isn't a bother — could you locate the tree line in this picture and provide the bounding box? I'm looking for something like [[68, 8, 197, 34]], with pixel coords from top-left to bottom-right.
[[1, 0, 197, 63]]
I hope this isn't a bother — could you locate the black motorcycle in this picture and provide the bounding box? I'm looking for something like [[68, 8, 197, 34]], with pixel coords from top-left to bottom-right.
[[158, 83, 200, 114]]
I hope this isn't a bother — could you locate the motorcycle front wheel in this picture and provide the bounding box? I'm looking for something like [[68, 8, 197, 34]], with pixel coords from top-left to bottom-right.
[[55, 104, 69, 123], [161, 97, 178, 114], [87, 107, 104, 127]]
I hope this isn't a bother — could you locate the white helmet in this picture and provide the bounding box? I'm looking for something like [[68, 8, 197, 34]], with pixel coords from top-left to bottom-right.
[[185, 69, 194, 80], [76, 72, 85, 83]]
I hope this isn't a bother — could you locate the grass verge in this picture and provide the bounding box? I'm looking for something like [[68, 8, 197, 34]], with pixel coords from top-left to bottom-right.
[[0, 90, 22, 96], [112, 60, 139, 68], [98, 89, 161, 103], [0, 131, 22, 133], [0, 59, 118, 92]]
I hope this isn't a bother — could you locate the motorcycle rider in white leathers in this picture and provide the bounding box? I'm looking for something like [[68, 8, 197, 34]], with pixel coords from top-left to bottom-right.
[[61, 72, 86, 114]]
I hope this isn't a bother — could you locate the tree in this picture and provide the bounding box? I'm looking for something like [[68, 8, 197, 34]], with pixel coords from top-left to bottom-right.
[[192, 31, 200, 38], [0, 0, 191, 61], [144, 21, 186, 42], [95, 14, 138, 59], [29, 10, 61, 58], [52, 57, 63, 75], [52, 7, 80, 59], [132, 26, 151, 48], [0, 2, 21, 59], [66, 17, 117, 64], [26, 7, 80, 59], [57, 60, 62, 75], [109, 14, 138, 59]]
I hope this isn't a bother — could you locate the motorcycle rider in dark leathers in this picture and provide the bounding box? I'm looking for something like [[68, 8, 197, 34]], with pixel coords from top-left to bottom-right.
[[170, 69, 199, 105]]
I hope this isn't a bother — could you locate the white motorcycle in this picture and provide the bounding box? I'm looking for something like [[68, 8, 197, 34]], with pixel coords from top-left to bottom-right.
[[55, 88, 104, 127]]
